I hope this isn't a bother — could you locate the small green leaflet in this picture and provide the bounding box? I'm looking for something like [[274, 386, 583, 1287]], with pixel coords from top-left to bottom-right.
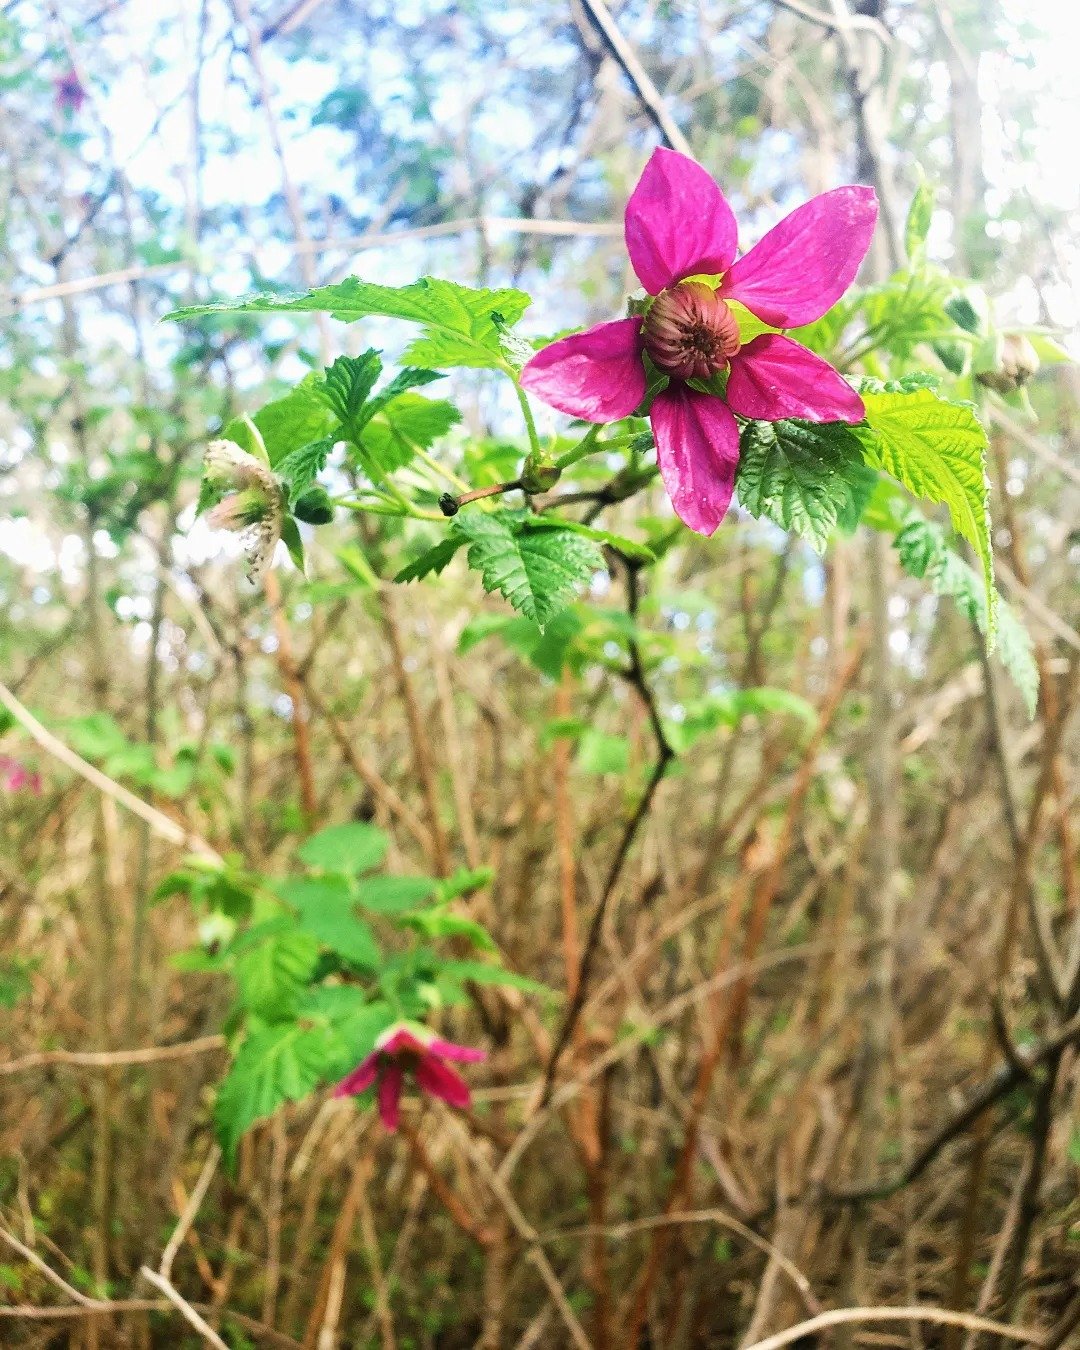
[[297, 821, 388, 874], [275, 876, 381, 970], [166, 276, 531, 370], [276, 436, 336, 507], [224, 377, 336, 467], [857, 387, 995, 645], [316, 352, 443, 447], [736, 419, 874, 553], [234, 923, 319, 1021], [214, 1022, 342, 1167], [893, 512, 1037, 716], [452, 509, 605, 630], [355, 875, 437, 914], [395, 537, 464, 584], [315, 351, 383, 434], [298, 987, 395, 1070], [904, 176, 935, 262]]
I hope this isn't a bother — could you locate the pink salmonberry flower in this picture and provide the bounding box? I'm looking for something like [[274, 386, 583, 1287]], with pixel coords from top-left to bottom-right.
[[54, 69, 87, 115], [521, 148, 878, 535], [333, 1021, 486, 1131], [0, 756, 42, 795]]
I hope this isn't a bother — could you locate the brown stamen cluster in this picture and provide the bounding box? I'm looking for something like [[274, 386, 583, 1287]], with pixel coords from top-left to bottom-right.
[[642, 281, 741, 381]]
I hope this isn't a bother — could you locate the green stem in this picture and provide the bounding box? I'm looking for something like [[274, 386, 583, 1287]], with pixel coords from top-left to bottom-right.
[[503, 362, 542, 458], [555, 424, 601, 471]]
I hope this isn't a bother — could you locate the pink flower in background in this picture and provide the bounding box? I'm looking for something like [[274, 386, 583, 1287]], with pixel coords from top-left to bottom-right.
[[0, 756, 42, 795], [521, 148, 878, 535], [53, 69, 87, 115], [334, 1022, 486, 1130]]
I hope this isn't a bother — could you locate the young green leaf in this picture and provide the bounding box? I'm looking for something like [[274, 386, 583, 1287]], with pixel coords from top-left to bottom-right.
[[904, 176, 935, 262], [234, 925, 320, 1021], [358, 392, 461, 480], [394, 537, 465, 584], [276, 876, 381, 969], [215, 1022, 342, 1167], [276, 436, 336, 506], [893, 512, 1036, 715], [167, 277, 531, 370], [355, 875, 437, 915], [315, 351, 383, 435], [453, 510, 604, 630], [736, 419, 871, 553], [858, 388, 995, 643], [227, 377, 337, 467], [298, 821, 388, 874]]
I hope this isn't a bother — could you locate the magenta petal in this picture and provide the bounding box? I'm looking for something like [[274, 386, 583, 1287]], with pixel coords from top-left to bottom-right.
[[625, 148, 738, 295], [378, 1063, 404, 1130], [722, 186, 878, 327], [427, 1038, 486, 1064], [521, 318, 645, 423], [649, 386, 740, 536], [415, 1057, 472, 1111], [333, 1053, 379, 1098], [726, 335, 865, 423], [378, 1028, 425, 1056]]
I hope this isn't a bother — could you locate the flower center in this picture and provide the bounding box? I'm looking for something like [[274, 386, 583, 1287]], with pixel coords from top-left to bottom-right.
[[642, 281, 741, 382]]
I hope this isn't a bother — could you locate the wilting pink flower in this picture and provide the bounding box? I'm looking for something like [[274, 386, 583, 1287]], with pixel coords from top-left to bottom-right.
[[53, 69, 87, 115], [202, 439, 285, 583], [333, 1022, 485, 1130], [0, 756, 41, 795], [521, 148, 878, 535]]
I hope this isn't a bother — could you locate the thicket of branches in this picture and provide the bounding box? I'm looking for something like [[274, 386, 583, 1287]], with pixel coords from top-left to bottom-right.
[[1, 2, 1078, 1347]]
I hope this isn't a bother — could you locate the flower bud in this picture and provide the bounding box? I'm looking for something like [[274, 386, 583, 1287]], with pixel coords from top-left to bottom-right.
[[976, 334, 1040, 394]]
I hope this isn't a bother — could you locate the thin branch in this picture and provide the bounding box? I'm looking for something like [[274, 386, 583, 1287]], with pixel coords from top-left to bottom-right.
[[575, 0, 692, 155], [138, 1268, 229, 1350], [0, 679, 221, 861], [0, 1036, 227, 1078], [740, 1306, 1046, 1350]]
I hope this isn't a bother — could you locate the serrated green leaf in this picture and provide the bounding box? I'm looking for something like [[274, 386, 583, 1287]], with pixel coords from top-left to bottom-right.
[[234, 925, 320, 1020], [276, 436, 336, 506], [276, 876, 381, 969], [858, 388, 995, 644], [394, 537, 465, 584], [298, 988, 395, 1069], [355, 875, 437, 914], [298, 822, 388, 874], [215, 1022, 341, 1167], [229, 378, 337, 467], [736, 419, 870, 553], [531, 518, 654, 563], [362, 367, 445, 423], [315, 351, 382, 437], [893, 512, 1036, 716], [453, 510, 603, 629], [401, 908, 497, 952], [167, 277, 531, 370], [358, 392, 461, 480], [850, 269, 964, 361]]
